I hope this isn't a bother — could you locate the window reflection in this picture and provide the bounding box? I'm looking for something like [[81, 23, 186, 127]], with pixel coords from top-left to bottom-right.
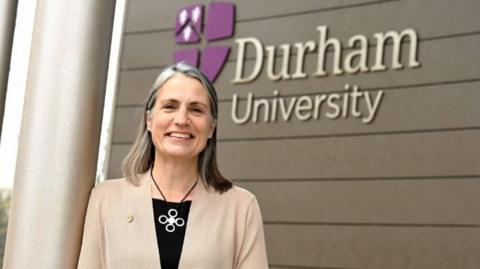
[[0, 188, 11, 267]]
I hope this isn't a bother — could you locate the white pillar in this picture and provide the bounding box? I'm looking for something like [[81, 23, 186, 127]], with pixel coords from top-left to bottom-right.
[[3, 1, 116, 268]]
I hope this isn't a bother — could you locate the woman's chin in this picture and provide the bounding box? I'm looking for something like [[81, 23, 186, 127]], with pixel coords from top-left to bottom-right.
[[157, 148, 199, 161]]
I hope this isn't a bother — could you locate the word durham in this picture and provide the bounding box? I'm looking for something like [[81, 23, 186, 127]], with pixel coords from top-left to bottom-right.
[[228, 25, 421, 125], [232, 84, 383, 124], [232, 25, 420, 83]]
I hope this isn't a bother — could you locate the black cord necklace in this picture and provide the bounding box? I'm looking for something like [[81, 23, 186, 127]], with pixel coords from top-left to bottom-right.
[[150, 168, 198, 233]]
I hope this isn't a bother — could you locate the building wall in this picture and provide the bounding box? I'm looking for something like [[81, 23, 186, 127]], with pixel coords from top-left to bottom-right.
[[109, 0, 480, 268]]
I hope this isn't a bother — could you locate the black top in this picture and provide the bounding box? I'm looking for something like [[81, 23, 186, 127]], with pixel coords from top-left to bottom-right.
[[152, 198, 192, 269]]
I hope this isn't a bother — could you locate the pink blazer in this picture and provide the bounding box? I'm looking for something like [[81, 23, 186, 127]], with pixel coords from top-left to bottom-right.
[[77, 172, 269, 269]]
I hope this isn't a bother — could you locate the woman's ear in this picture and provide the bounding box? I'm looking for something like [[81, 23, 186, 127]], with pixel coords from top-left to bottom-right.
[[208, 120, 216, 139], [146, 111, 152, 132]]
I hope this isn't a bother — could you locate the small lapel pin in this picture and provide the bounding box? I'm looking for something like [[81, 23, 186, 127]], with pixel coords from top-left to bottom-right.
[[127, 214, 134, 223]]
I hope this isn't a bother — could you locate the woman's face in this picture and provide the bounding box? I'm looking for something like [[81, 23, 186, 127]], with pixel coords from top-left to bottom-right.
[[146, 74, 216, 161]]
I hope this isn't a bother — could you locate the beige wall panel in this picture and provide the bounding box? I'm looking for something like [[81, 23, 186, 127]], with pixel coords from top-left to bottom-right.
[[117, 69, 162, 106], [230, 0, 380, 22], [217, 130, 480, 179], [237, 179, 480, 224], [108, 144, 130, 178], [112, 82, 480, 143], [120, 0, 480, 69], [226, 0, 480, 60], [111, 106, 144, 143], [125, 0, 376, 33], [269, 267, 321, 269], [265, 225, 480, 269], [231, 0, 480, 35], [112, 107, 140, 143], [109, 130, 480, 179], [121, 31, 173, 69]]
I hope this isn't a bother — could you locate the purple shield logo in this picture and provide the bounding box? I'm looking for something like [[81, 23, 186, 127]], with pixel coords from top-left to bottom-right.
[[174, 2, 235, 82]]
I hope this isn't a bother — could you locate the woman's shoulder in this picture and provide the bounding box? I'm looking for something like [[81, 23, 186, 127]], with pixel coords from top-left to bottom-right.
[[227, 184, 256, 198], [89, 177, 139, 202], [213, 185, 264, 220], [93, 177, 133, 193], [212, 184, 258, 206]]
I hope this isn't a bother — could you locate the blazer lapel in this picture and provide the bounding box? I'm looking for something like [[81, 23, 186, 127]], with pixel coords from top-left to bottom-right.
[[177, 179, 210, 268], [135, 172, 162, 268]]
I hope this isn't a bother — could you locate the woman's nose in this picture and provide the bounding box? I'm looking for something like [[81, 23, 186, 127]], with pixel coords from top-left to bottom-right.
[[174, 109, 190, 126]]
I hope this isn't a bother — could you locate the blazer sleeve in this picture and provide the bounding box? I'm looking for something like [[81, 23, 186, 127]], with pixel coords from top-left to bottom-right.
[[235, 196, 269, 269], [77, 187, 102, 269]]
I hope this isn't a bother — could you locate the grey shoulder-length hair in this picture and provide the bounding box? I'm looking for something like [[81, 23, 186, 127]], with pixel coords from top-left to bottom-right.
[[121, 62, 232, 193]]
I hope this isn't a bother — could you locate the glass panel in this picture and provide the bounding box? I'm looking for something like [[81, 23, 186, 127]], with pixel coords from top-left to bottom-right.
[[0, 189, 11, 267]]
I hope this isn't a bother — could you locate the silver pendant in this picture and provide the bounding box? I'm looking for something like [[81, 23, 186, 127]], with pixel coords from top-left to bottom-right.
[[158, 208, 185, 232]]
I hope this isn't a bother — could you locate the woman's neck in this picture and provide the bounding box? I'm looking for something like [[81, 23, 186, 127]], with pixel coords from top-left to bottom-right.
[[150, 156, 199, 202]]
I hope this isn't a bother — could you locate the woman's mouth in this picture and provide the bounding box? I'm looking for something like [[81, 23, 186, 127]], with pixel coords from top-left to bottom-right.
[[166, 132, 194, 139]]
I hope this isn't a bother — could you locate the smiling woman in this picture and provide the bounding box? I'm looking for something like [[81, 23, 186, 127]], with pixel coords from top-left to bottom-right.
[[77, 62, 269, 269], [146, 74, 215, 167]]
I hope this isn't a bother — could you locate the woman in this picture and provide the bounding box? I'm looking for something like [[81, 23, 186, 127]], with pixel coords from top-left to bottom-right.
[[77, 63, 269, 269]]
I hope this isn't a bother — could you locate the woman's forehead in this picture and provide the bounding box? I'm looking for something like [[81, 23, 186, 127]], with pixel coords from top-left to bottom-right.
[[155, 75, 210, 103]]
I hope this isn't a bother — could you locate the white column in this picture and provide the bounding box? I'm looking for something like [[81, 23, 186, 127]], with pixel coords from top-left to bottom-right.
[[3, 1, 116, 268]]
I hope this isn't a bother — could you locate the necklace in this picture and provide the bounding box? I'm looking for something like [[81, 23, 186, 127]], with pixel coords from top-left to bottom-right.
[[150, 169, 198, 233]]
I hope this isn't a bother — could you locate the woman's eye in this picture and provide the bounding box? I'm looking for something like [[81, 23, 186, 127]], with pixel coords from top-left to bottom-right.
[[191, 107, 204, 113], [162, 104, 175, 110]]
